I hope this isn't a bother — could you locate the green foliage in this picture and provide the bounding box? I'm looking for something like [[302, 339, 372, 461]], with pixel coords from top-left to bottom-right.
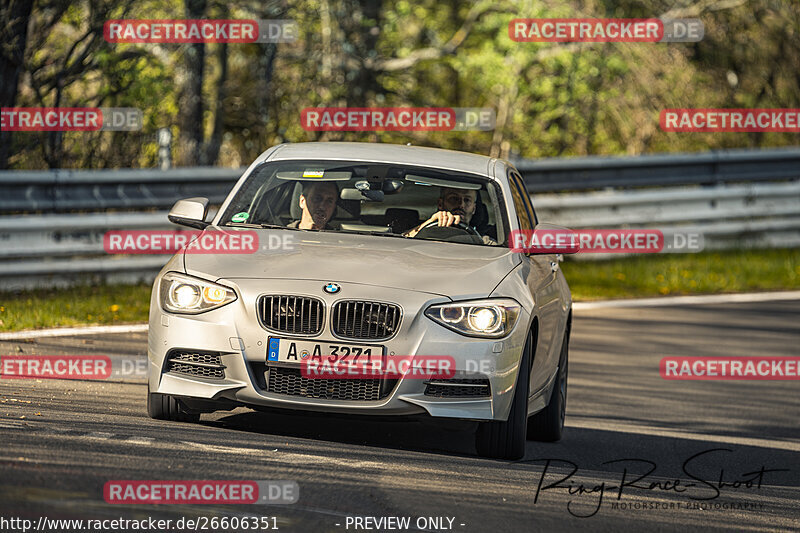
[[7, 0, 800, 168]]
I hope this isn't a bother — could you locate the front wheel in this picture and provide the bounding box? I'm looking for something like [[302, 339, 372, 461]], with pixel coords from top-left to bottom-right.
[[527, 328, 568, 442], [474, 329, 533, 460], [147, 385, 200, 423]]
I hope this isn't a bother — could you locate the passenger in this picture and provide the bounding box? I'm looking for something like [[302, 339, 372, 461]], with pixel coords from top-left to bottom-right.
[[287, 181, 340, 230]]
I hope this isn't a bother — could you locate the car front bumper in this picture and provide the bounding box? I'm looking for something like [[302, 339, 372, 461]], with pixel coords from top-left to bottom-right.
[[148, 277, 530, 421]]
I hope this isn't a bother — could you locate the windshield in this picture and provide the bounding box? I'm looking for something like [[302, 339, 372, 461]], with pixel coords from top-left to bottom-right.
[[219, 160, 508, 247]]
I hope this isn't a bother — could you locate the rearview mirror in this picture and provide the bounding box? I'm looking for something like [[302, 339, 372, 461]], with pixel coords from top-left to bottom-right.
[[168, 197, 210, 229], [341, 188, 385, 202], [382, 179, 404, 194]]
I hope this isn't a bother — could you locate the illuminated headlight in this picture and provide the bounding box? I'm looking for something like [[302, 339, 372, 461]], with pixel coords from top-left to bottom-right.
[[425, 298, 521, 338], [160, 272, 237, 314]]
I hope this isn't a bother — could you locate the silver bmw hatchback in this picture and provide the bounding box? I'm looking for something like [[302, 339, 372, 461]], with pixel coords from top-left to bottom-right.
[[147, 142, 572, 460]]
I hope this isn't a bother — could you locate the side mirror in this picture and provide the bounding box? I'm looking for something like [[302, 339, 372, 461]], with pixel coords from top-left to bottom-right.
[[168, 197, 210, 229]]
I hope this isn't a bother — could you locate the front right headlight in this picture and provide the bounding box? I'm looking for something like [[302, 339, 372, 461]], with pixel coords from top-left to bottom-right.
[[425, 298, 521, 338], [160, 272, 237, 314]]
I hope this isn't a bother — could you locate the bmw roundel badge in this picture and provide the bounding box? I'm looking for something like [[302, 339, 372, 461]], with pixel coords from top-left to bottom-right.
[[324, 282, 341, 294]]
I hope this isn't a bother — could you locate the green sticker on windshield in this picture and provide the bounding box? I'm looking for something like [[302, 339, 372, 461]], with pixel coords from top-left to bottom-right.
[[231, 212, 250, 223]]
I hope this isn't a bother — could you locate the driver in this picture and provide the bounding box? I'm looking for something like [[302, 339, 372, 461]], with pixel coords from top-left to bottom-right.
[[404, 187, 495, 244], [287, 181, 340, 230]]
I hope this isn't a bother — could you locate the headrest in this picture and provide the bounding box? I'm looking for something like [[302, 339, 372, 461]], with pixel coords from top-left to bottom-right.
[[290, 182, 303, 219], [470, 191, 490, 231]]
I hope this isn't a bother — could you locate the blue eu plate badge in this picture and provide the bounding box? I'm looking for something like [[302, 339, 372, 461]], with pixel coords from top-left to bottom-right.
[[268, 338, 280, 361]]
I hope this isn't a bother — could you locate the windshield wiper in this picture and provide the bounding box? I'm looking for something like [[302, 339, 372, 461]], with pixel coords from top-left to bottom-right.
[[221, 222, 300, 231], [338, 229, 406, 239]]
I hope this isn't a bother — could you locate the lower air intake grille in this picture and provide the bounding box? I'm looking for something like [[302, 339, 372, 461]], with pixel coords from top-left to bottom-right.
[[424, 378, 490, 398], [166, 350, 225, 379], [267, 366, 391, 401]]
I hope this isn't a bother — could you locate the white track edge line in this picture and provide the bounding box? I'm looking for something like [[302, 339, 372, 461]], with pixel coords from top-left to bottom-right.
[[0, 323, 149, 340], [572, 290, 800, 310]]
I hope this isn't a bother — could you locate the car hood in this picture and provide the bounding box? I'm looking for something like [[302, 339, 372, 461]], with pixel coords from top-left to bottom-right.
[[182, 228, 519, 298]]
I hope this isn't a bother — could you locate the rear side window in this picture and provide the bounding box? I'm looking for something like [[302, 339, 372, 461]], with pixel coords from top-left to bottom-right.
[[507, 169, 536, 231]]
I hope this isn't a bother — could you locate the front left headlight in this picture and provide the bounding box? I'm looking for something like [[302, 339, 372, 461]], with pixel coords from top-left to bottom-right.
[[425, 298, 521, 338], [160, 272, 237, 314]]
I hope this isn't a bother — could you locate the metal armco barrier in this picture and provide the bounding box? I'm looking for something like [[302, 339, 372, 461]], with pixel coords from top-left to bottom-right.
[[516, 146, 800, 192], [0, 167, 240, 213], [0, 147, 798, 289], [533, 180, 800, 250], [3, 146, 800, 213]]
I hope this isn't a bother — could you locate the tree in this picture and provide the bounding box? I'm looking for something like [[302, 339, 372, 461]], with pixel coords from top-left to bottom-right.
[[0, 0, 35, 169]]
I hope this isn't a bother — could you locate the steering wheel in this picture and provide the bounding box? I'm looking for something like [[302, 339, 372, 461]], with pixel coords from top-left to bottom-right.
[[413, 219, 482, 239]]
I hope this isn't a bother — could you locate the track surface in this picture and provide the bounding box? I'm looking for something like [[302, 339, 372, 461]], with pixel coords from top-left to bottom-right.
[[1, 299, 798, 532]]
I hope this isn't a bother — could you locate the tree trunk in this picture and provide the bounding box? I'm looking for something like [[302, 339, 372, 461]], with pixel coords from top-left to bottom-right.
[[257, 41, 277, 141], [0, 0, 34, 169], [202, 41, 227, 165], [177, 0, 207, 166]]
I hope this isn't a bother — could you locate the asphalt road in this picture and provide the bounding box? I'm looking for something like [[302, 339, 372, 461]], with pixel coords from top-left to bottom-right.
[[1, 298, 798, 532]]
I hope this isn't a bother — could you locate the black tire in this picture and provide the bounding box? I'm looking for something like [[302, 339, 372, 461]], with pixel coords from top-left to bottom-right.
[[527, 327, 569, 442], [475, 329, 533, 460], [147, 386, 201, 423]]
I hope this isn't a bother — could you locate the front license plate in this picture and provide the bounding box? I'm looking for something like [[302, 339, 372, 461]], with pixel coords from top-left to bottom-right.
[[267, 337, 385, 365]]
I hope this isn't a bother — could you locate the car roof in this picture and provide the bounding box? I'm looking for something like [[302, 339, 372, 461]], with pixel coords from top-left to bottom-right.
[[264, 142, 498, 177]]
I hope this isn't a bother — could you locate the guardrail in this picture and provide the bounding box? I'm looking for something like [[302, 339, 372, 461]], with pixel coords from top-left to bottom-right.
[[3, 146, 799, 213], [515, 146, 800, 192], [0, 147, 798, 289], [0, 168, 240, 213], [534, 180, 800, 250]]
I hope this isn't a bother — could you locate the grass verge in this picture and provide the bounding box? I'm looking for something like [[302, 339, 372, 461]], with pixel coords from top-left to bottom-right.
[[0, 248, 798, 332], [0, 283, 153, 332], [563, 247, 800, 300]]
